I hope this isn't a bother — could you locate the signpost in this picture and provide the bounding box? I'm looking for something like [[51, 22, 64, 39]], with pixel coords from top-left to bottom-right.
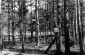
[[54, 27, 61, 53], [54, 27, 59, 32]]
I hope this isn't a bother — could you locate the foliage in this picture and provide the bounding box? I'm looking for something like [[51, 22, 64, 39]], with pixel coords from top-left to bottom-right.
[[1, 0, 76, 33]]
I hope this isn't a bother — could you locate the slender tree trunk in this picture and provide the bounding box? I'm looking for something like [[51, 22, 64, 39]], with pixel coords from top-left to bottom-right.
[[77, 0, 84, 53], [24, 25, 26, 42], [30, 0, 33, 42], [2, 34, 3, 50], [75, 0, 79, 44], [64, 0, 70, 54], [12, 22, 15, 44], [80, 2, 84, 52], [0, 28, 2, 50], [56, 0, 61, 53], [8, 0, 10, 42], [12, 0, 15, 45], [20, 27, 24, 52], [35, 0, 40, 46]]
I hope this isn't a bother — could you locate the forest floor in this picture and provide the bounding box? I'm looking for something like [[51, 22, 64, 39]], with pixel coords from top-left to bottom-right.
[[0, 50, 48, 55], [0, 37, 85, 55], [0, 42, 82, 55]]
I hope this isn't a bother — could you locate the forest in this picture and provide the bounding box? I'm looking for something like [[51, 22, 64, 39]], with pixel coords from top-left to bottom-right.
[[0, 0, 85, 55]]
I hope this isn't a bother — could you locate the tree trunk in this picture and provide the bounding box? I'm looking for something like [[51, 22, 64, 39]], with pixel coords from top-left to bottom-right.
[[8, 1, 10, 42], [64, 0, 70, 54], [12, 22, 15, 44], [20, 26, 24, 52], [31, 23, 33, 42], [77, 0, 84, 53], [56, 0, 61, 53], [35, 0, 40, 46]]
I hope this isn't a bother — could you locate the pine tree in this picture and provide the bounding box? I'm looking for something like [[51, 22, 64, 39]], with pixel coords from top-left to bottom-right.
[[64, 0, 70, 54], [17, 0, 28, 52]]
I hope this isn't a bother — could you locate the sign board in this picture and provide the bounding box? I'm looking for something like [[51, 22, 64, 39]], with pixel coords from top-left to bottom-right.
[[54, 28, 59, 32]]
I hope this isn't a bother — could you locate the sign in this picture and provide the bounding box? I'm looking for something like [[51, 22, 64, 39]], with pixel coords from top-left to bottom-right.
[[54, 28, 59, 32]]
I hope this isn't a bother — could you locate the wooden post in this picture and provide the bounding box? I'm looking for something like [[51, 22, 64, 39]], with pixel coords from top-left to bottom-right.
[[54, 27, 59, 52]]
